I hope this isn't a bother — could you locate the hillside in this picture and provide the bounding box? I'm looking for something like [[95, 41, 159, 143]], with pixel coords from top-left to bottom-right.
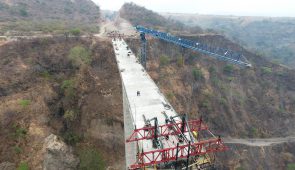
[[0, 37, 124, 169], [126, 32, 295, 170], [162, 13, 295, 69], [0, 0, 100, 34], [121, 3, 295, 169], [119, 3, 203, 34]]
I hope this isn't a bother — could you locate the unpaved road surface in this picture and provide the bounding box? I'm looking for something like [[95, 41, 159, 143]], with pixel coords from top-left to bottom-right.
[[224, 136, 295, 146]]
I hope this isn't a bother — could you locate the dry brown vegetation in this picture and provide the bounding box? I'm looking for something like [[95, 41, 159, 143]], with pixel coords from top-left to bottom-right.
[[0, 0, 100, 34], [0, 37, 124, 169], [125, 35, 295, 169], [119, 2, 203, 34]]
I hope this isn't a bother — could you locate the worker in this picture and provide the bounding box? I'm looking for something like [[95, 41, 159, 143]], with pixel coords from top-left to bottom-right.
[[137, 91, 140, 96]]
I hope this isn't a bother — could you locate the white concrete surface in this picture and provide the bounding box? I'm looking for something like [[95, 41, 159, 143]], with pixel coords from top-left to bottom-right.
[[112, 39, 190, 168]]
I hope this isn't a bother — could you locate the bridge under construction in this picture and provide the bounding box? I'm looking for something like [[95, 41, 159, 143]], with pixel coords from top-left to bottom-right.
[[112, 26, 251, 169]]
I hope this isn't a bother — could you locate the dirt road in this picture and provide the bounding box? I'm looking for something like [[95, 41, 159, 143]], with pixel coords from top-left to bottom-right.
[[223, 136, 295, 146]]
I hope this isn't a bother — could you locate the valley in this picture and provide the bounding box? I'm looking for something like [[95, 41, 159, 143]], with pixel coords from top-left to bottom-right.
[[0, 1, 294, 170]]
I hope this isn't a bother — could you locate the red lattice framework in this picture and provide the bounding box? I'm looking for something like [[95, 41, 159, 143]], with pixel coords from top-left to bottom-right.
[[126, 118, 228, 169], [126, 119, 208, 142]]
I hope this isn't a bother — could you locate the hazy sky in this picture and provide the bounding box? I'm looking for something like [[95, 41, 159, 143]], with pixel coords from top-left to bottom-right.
[[92, 0, 295, 17]]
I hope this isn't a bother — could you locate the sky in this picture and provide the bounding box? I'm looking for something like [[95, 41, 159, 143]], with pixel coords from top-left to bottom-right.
[[92, 0, 295, 17]]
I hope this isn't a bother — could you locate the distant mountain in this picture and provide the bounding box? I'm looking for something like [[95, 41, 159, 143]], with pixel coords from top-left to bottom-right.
[[119, 3, 203, 34], [0, 0, 100, 34], [162, 13, 295, 68]]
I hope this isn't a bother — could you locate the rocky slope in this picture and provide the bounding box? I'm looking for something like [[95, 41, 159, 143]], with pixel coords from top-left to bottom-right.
[[0, 37, 124, 169]]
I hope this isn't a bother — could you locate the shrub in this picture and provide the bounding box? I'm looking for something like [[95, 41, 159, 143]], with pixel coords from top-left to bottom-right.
[[211, 76, 220, 87], [68, 46, 92, 66], [276, 71, 286, 77], [17, 162, 29, 170], [236, 167, 245, 170], [61, 80, 74, 90], [219, 98, 227, 106], [209, 66, 216, 74], [287, 163, 295, 170], [249, 127, 258, 137], [188, 54, 199, 61], [63, 132, 81, 145], [39, 70, 51, 79], [61, 80, 75, 98], [223, 64, 234, 74], [227, 76, 234, 81], [166, 92, 175, 100], [192, 68, 204, 81], [261, 66, 272, 74], [78, 147, 105, 170], [69, 28, 81, 36], [159, 55, 170, 66], [19, 8, 28, 17], [177, 56, 184, 67], [199, 100, 210, 109], [19, 99, 30, 107], [63, 110, 78, 122], [13, 125, 27, 139], [14, 146, 22, 154]]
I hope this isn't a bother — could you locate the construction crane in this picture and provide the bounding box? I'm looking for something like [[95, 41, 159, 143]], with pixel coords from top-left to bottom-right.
[[135, 25, 252, 68]]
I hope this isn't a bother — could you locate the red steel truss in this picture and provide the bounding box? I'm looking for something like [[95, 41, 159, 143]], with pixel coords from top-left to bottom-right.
[[126, 119, 208, 142], [129, 138, 228, 169]]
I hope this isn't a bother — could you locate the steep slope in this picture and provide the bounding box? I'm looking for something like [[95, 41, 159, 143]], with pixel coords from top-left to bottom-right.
[[121, 4, 295, 169], [126, 33, 295, 170], [162, 13, 295, 69], [0, 37, 124, 169], [0, 0, 100, 34], [126, 35, 295, 138]]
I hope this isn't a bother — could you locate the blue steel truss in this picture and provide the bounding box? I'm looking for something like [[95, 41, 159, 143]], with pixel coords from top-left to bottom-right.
[[140, 32, 147, 68], [135, 25, 252, 68]]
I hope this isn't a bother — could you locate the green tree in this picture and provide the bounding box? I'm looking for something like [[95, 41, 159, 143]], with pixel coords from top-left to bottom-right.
[[261, 66, 272, 74], [69, 28, 81, 36], [287, 163, 295, 170], [68, 46, 91, 67], [192, 68, 204, 81], [17, 162, 29, 170], [63, 132, 81, 145], [61, 79, 75, 98], [63, 110, 78, 122], [78, 148, 105, 170], [223, 64, 234, 74], [159, 55, 170, 66], [177, 56, 184, 67]]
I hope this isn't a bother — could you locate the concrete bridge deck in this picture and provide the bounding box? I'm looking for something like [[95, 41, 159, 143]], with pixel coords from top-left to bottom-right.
[[112, 39, 186, 169]]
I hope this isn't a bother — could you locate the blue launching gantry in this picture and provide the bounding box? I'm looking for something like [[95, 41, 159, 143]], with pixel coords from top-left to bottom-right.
[[135, 25, 252, 68]]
